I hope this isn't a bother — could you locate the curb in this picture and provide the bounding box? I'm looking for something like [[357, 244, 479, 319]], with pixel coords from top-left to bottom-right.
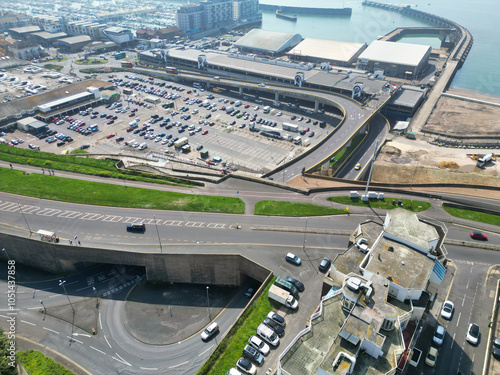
[[482, 265, 500, 375]]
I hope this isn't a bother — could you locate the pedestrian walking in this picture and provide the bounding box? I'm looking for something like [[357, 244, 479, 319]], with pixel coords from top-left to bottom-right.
[[52, 169, 55, 175], [78, 241, 81, 246], [69, 240, 72, 245], [42, 168, 45, 174], [9, 164, 12, 169]]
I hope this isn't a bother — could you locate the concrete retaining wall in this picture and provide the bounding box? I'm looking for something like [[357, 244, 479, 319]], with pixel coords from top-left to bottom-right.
[[0, 233, 271, 286]]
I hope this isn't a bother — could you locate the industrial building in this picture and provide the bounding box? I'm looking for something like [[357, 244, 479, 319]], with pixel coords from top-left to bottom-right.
[[56, 35, 92, 52], [356, 40, 432, 79], [234, 29, 302, 56], [287, 38, 367, 67]]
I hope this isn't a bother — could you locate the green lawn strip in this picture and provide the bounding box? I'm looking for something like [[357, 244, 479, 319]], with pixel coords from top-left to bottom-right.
[[0, 169, 244, 213], [79, 67, 125, 74], [443, 205, 500, 227], [0, 144, 194, 187], [255, 200, 346, 216], [0, 330, 16, 375], [327, 196, 431, 212], [198, 278, 276, 375], [328, 133, 365, 169], [42, 64, 63, 72], [16, 350, 74, 375], [74, 59, 108, 65]]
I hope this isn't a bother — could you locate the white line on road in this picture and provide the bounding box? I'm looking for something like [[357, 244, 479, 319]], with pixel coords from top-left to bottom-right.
[[75, 286, 90, 292], [113, 353, 132, 367], [67, 336, 83, 344], [43, 327, 59, 334], [99, 312, 103, 330], [451, 333, 455, 349], [90, 346, 106, 355], [104, 335, 112, 348], [140, 367, 159, 371], [462, 293, 466, 307], [27, 307, 41, 310], [21, 320, 36, 326], [65, 281, 79, 286], [48, 294, 59, 298], [457, 312, 461, 327], [0, 314, 7, 319], [198, 345, 214, 356], [169, 361, 189, 369]]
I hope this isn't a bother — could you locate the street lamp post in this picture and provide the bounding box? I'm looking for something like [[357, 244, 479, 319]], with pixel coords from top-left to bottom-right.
[[40, 300, 46, 319], [59, 280, 75, 315], [206, 286, 211, 320]]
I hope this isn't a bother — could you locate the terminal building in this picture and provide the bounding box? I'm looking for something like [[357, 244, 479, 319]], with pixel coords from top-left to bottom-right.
[[234, 29, 302, 56], [287, 38, 367, 67], [356, 40, 432, 79]]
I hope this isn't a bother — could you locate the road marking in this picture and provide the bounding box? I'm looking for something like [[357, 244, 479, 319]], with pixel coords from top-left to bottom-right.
[[43, 327, 59, 334], [27, 307, 40, 310], [451, 333, 455, 349], [21, 320, 36, 326], [199, 345, 214, 356], [76, 286, 90, 292], [90, 346, 106, 355], [67, 336, 83, 344], [457, 312, 461, 327], [113, 353, 132, 367], [80, 213, 104, 221], [140, 367, 159, 371], [104, 335, 112, 348], [163, 220, 183, 226], [57, 211, 82, 219], [207, 223, 225, 229], [462, 293, 466, 307], [0, 314, 8, 319], [99, 313, 103, 330], [36, 208, 62, 216], [169, 361, 189, 369], [48, 294, 59, 298], [65, 281, 78, 286]]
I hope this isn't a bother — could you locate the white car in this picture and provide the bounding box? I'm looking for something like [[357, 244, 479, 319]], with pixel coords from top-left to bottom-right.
[[432, 325, 445, 346], [440, 300, 454, 320], [248, 335, 270, 355], [466, 323, 479, 345], [236, 358, 256, 375]]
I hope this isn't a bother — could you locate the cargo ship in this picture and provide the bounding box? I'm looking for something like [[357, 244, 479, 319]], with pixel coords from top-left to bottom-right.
[[276, 10, 297, 22]]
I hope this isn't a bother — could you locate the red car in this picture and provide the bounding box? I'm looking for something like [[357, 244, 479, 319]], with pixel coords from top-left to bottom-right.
[[106, 133, 116, 139], [470, 231, 487, 240], [128, 113, 135, 117], [107, 120, 114, 125], [201, 130, 208, 135], [244, 104, 250, 108]]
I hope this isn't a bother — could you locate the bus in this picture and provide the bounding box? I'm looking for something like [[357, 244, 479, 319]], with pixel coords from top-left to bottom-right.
[[165, 67, 178, 74], [114, 52, 126, 60], [121, 61, 133, 68]]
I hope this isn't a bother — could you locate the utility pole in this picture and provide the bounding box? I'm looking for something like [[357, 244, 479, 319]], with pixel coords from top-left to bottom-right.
[[59, 280, 75, 316]]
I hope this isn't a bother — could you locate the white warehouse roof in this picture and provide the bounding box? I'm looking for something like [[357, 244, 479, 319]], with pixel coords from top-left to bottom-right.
[[358, 40, 431, 67], [234, 29, 302, 54], [288, 38, 367, 63]]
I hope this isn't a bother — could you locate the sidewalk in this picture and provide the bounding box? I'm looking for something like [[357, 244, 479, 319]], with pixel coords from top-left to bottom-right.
[[484, 265, 500, 375]]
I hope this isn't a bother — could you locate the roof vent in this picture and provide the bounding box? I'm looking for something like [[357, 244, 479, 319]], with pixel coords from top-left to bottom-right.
[[346, 277, 361, 291]]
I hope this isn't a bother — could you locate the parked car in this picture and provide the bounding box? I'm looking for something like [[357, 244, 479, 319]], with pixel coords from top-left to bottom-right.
[[236, 358, 256, 375], [248, 336, 270, 356], [285, 253, 301, 266], [263, 318, 284, 337], [466, 323, 479, 345], [440, 300, 454, 320], [319, 257, 331, 272], [267, 312, 285, 327], [432, 325, 445, 346], [425, 346, 438, 367], [242, 344, 264, 365], [285, 276, 304, 292]]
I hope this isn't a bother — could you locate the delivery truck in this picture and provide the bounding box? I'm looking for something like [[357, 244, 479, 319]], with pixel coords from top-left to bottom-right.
[[174, 137, 188, 148], [268, 285, 298, 309]]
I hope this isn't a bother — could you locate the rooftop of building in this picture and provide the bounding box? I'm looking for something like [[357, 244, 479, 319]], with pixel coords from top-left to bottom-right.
[[8, 25, 41, 34], [234, 29, 302, 53], [358, 40, 431, 67], [281, 293, 404, 375], [105, 26, 131, 34], [31, 31, 67, 40], [58, 35, 92, 45], [288, 38, 367, 63], [388, 85, 426, 108], [0, 79, 112, 122]]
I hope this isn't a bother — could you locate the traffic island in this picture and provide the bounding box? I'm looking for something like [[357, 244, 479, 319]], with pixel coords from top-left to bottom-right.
[[42, 298, 99, 335], [122, 282, 238, 345]]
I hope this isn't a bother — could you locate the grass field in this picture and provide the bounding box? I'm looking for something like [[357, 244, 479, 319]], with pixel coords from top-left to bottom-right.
[[0, 169, 245, 213], [255, 200, 346, 216], [197, 278, 276, 374], [443, 205, 500, 226], [327, 196, 431, 212], [42, 64, 63, 72], [17, 350, 74, 375]]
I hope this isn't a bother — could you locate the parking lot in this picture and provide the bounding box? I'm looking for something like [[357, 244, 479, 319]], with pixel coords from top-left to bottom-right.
[[2, 69, 336, 174]]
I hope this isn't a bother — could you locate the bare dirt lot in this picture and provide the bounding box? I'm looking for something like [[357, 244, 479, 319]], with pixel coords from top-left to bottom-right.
[[422, 92, 500, 138]]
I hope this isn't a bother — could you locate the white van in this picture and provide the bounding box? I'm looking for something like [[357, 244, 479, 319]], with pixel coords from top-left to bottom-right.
[[263, 106, 271, 113], [138, 142, 148, 150], [234, 101, 242, 107], [257, 323, 279, 347]]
